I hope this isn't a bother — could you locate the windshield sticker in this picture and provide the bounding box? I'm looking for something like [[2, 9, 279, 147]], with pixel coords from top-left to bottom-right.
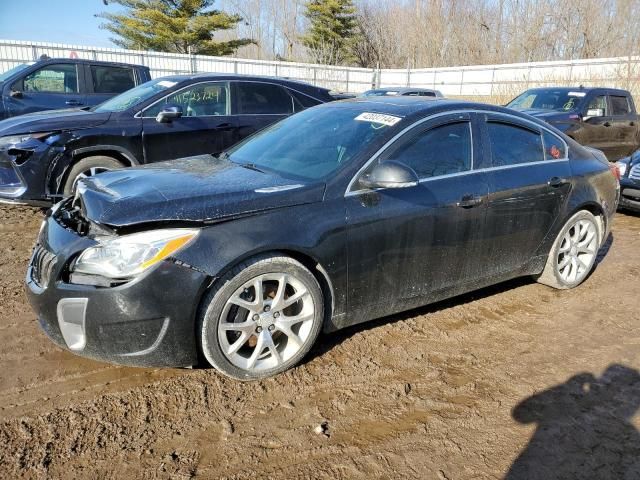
[[157, 80, 177, 88], [384, 91, 399, 95], [568, 91, 586, 97], [355, 112, 402, 126]]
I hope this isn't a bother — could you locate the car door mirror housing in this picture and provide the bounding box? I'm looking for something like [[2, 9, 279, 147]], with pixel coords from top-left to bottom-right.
[[359, 161, 419, 190], [9, 90, 22, 98], [584, 108, 604, 120], [156, 105, 183, 123]]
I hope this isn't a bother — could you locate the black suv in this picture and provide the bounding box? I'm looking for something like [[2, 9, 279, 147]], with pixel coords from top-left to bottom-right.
[[0, 58, 151, 119], [0, 74, 335, 205]]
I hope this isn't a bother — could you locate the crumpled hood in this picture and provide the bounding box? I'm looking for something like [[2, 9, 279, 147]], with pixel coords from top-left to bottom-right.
[[0, 108, 111, 136], [77, 155, 326, 227]]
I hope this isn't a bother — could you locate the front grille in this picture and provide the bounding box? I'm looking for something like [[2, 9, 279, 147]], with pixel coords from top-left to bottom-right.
[[31, 244, 57, 287], [630, 164, 640, 181]]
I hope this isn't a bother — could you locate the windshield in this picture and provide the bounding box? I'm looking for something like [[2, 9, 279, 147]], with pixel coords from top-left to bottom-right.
[[0, 63, 30, 82], [227, 107, 400, 180], [93, 78, 179, 113], [362, 89, 399, 97], [507, 89, 585, 111]]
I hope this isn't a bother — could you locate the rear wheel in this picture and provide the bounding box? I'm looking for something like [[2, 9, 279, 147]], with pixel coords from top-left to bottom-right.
[[536, 210, 601, 289], [62, 156, 123, 196], [198, 255, 324, 380]]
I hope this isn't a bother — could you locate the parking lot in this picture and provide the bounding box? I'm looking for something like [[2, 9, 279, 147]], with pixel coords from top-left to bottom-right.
[[0, 204, 637, 478]]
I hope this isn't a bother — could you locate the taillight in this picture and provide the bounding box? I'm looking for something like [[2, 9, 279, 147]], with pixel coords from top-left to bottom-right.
[[608, 163, 620, 181]]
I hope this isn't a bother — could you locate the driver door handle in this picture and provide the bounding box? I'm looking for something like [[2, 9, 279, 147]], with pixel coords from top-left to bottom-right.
[[603, 121, 612, 127], [548, 176, 569, 188], [457, 194, 483, 208]]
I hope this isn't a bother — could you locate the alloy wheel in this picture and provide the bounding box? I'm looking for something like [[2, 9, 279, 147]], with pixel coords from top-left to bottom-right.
[[218, 273, 315, 372], [555, 218, 598, 284]]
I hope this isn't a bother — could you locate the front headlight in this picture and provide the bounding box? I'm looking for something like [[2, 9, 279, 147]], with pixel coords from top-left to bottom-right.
[[73, 229, 199, 279], [616, 161, 628, 177], [0, 132, 55, 149]]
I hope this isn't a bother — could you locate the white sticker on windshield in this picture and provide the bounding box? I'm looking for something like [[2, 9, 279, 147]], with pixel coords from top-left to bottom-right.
[[384, 91, 399, 96], [157, 80, 177, 88], [568, 91, 586, 97], [355, 112, 402, 126]]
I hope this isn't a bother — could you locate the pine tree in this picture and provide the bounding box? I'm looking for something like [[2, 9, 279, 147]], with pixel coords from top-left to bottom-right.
[[301, 0, 358, 65], [98, 0, 254, 56]]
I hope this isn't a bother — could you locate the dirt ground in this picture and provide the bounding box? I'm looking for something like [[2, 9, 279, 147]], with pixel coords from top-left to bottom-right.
[[0, 204, 639, 479]]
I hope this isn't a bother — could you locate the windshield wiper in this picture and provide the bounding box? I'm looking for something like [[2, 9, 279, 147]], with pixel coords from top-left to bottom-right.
[[237, 162, 265, 173]]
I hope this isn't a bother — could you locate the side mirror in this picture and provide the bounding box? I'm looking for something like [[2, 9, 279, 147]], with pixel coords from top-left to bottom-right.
[[156, 105, 183, 123], [583, 108, 604, 120], [9, 90, 22, 98], [359, 161, 419, 190]]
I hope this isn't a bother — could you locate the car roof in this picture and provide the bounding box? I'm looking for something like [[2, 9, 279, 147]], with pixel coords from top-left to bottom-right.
[[524, 86, 630, 95], [318, 96, 559, 124], [159, 72, 331, 94], [367, 87, 438, 93], [38, 57, 145, 69]]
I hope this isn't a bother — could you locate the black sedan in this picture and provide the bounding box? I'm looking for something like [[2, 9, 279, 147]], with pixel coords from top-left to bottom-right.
[[26, 98, 619, 380], [616, 150, 640, 212], [0, 73, 334, 205]]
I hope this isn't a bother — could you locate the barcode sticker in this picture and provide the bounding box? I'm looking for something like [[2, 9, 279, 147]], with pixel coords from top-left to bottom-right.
[[355, 112, 402, 126]]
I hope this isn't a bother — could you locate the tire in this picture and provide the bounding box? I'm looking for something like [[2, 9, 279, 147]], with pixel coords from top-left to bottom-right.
[[536, 210, 601, 289], [62, 156, 123, 196], [198, 255, 324, 380]]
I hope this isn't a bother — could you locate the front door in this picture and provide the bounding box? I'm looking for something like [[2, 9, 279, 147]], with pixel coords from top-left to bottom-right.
[[479, 113, 572, 275], [141, 81, 236, 163], [6, 63, 85, 116], [345, 114, 489, 318], [608, 94, 638, 159]]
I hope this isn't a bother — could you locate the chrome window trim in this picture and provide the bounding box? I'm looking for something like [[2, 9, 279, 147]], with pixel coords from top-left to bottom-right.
[[137, 80, 231, 118], [345, 109, 570, 197]]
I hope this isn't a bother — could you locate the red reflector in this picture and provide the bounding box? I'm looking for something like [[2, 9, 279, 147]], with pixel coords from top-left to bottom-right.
[[608, 163, 620, 181]]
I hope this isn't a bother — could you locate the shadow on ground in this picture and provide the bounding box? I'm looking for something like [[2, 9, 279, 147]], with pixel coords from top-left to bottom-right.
[[505, 364, 640, 479]]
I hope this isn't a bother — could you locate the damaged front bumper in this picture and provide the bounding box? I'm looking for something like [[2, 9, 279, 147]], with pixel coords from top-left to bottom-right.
[[0, 136, 65, 206], [25, 203, 209, 367]]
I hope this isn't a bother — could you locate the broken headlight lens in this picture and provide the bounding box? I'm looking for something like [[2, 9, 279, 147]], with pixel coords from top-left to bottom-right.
[[73, 229, 199, 279]]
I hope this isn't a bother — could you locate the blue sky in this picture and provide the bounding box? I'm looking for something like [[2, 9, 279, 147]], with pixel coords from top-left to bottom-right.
[[0, 0, 120, 47]]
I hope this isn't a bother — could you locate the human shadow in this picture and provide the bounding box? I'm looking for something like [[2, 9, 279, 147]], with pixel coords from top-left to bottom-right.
[[505, 364, 640, 480]]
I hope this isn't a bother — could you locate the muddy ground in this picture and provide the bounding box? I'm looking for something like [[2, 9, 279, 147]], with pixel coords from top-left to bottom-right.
[[0, 204, 639, 479]]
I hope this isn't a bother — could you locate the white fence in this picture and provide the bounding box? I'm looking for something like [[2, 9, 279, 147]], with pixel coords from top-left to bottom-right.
[[1, 39, 639, 98]]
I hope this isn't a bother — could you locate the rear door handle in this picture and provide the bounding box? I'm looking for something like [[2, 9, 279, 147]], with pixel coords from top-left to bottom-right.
[[216, 122, 234, 130], [457, 194, 483, 208], [65, 100, 82, 106], [548, 176, 569, 188]]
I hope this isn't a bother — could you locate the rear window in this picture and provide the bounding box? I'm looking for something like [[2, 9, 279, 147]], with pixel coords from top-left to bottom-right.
[[91, 65, 135, 94], [482, 122, 544, 168], [236, 82, 293, 115], [610, 95, 631, 116]]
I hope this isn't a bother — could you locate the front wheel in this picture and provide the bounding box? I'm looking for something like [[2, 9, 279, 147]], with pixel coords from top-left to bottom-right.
[[62, 156, 123, 196], [198, 255, 324, 380], [536, 210, 601, 289]]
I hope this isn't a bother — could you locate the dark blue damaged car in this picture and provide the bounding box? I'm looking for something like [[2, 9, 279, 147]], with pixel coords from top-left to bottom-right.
[[26, 98, 619, 380]]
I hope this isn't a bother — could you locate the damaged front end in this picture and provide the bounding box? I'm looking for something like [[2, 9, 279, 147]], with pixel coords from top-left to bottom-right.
[[0, 132, 68, 205]]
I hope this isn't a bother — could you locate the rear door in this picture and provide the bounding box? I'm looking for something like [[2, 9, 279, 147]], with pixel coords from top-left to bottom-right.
[[480, 113, 572, 275], [141, 80, 236, 163], [85, 64, 137, 107], [608, 94, 637, 159], [231, 81, 296, 140], [6, 62, 85, 115], [345, 113, 489, 314]]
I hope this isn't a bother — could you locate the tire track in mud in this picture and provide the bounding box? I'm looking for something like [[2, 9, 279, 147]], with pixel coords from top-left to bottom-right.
[[0, 206, 639, 479]]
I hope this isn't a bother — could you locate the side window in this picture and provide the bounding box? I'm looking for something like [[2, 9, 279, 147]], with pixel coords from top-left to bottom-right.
[[144, 82, 228, 117], [484, 121, 544, 168], [586, 95, 608, 116], [418, 92, 436, 97], [380, 121, 472, 179], [91, 65, 135, 94], [236, 82, 293, 115], [542, 130, 567, 160], [22, 64, 78, 93], [288, 89, 320, 112], [610, 95, 631, 116]]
